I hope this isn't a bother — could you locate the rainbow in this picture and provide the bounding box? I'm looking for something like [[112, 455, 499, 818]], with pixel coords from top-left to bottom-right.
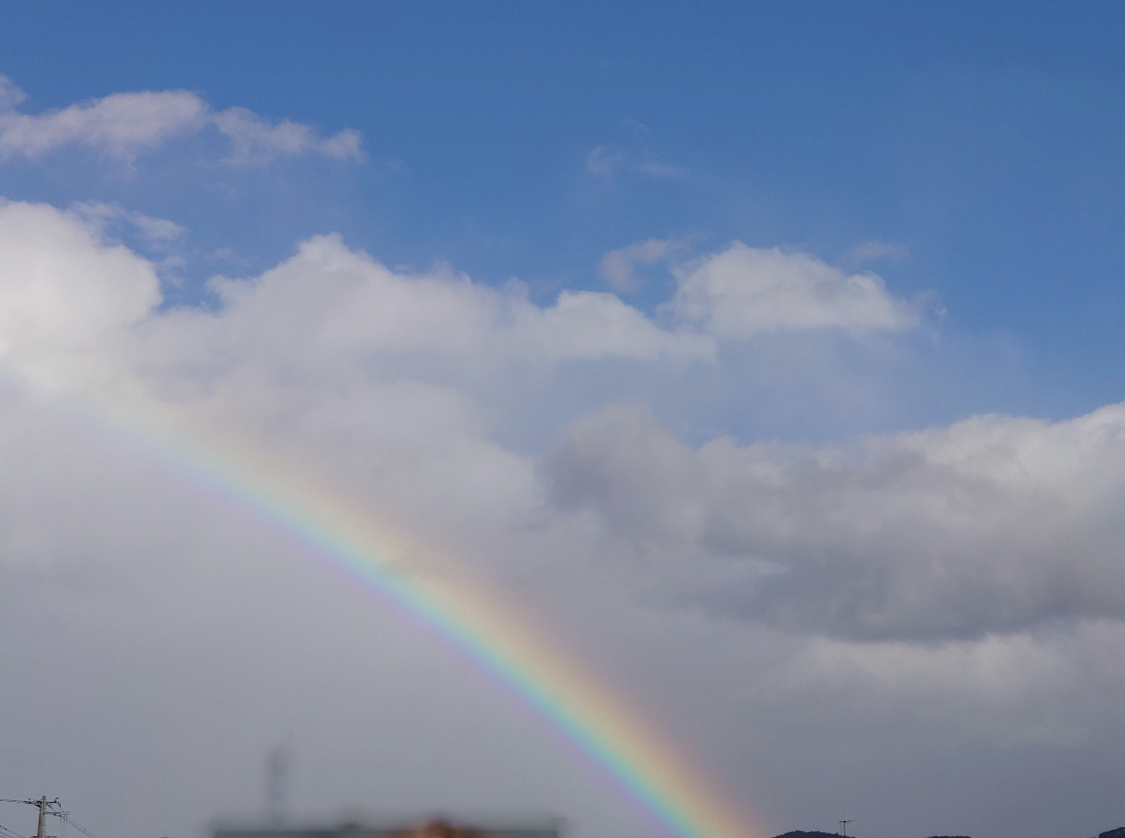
[[78, 385, 761, 838]]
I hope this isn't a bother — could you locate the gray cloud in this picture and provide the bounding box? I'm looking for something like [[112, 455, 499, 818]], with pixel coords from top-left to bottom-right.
[[3, 196, 1125, 838], [6, 199, 1110, 648], [544, 403, 1125, 641]]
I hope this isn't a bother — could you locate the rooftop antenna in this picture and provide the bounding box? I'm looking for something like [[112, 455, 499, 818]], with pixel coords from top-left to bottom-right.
[[839, 821, 854, 838]]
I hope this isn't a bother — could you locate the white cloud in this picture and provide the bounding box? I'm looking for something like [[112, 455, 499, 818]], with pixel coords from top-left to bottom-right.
[[0, 200, 160, 381], [0, 203, 942, 637], [585, 144, 686, 181], [514, 289, 712, 361], [5, 198, 1125, 838], [72, 201, 186, 246], [0, 74, 28, 110], [0, 89, 207, 160], [0, 205, 711, 493], [0, 74, 363, 163], [598, 237, 687, 293], [129, 211, 186, 243], [667, 242, 919, 337], [212, 106, 364, 163], [180, 233, 710, 372]]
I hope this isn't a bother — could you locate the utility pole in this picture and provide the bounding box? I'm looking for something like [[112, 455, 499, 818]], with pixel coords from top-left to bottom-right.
[[0, 798, 61, 838], [36, 798, 49, 838], [1, 796, 105, 838]]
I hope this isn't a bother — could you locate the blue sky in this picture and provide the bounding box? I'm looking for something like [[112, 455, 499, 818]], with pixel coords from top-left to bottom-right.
[[4, 7, 1125, 838], [4, 1, 1125, 423]]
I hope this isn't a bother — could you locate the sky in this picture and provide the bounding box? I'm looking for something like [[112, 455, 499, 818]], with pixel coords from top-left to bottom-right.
[[1, 4, 1125, 838]]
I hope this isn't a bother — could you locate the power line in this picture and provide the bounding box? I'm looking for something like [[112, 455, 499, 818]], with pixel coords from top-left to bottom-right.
[[0, 822, 29, 838], [0, 797, 61, 838], [55, 815, 105, 838], [0, 798, 107, 838]]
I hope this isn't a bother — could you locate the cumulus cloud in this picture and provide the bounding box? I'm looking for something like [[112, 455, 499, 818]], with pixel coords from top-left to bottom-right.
[[6, 195, 1125, 838], [596, 238, 917, 337], [544, 402, 1125, 641], [0, 74, 362, 163], [0, 199, 160, 382], [0, 201, 989, 648], [667, 242, 919, 337], [179, 233, 712, 372], [0, 203, 713, 516]]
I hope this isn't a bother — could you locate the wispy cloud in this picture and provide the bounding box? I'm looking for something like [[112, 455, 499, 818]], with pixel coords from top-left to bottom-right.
[[586, 145, 624, 177], [598, 237, 688, 293], [585, 144, 685, 181], [841, 239, 910, 267], [72, 201, 186, 247], [0, 75, 363, 164], [212, 106, 363, 164], [634, 160, 687, 181]]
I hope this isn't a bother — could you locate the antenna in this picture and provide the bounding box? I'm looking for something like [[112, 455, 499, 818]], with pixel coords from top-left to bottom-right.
[[839, 821, 854, 838]]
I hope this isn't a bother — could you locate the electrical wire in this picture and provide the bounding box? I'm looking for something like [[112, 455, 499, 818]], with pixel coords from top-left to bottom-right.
[[0, 799, 108, 838], [0, 800, 108, 838], [0, 822, 29, 838], [56, 815, 106, 838]]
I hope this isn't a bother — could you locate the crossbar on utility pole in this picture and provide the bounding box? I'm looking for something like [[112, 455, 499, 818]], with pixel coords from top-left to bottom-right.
[[0, 796, 61, 838]]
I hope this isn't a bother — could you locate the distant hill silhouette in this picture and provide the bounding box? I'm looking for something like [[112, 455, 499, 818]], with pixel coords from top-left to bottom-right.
[[1099, 829, 1125, 838]]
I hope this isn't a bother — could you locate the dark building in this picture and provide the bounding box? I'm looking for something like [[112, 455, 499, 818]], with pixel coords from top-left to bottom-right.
[[215, 819, 560, 838]]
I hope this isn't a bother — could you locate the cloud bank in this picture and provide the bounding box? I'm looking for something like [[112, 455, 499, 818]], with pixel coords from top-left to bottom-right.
[[545, 403, 1125, 641], [1, 201, 1117, 647], [2, 196, 1124, 838]]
